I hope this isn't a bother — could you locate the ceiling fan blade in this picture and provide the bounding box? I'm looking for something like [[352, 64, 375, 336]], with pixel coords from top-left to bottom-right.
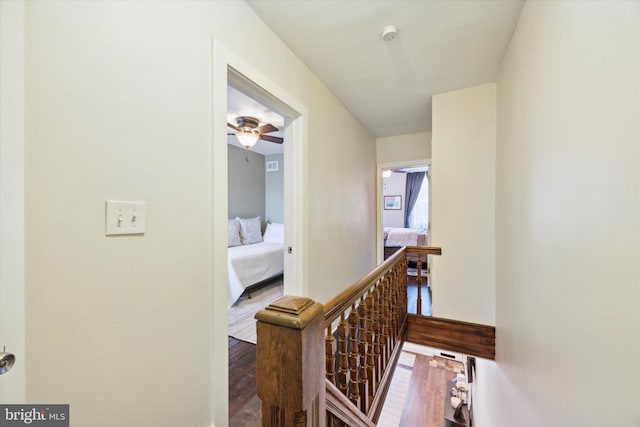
[[259, 134, 284, 144], [257, 123, 278, 134], [227, 122, 240, 131]]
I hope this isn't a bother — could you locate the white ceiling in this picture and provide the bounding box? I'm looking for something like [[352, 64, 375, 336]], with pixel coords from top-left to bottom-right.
[[247, 0, 524, 137]]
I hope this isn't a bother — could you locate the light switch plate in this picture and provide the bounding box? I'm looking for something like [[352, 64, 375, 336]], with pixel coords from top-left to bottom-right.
[[105, 201, 146, 236]]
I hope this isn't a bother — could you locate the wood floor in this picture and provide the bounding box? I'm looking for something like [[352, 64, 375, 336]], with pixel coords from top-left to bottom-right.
[[228, 337, 461, 427], [396, 351, 462, 427], [407, 276, 432, 316], [228, 337, 261, 426]]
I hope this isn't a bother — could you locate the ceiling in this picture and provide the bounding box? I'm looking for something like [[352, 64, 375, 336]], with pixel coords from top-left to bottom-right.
[[247, 0, 524, 138]]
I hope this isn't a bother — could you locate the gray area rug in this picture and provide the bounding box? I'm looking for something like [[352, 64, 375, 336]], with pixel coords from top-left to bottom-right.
[[228, 279, 284, 344]]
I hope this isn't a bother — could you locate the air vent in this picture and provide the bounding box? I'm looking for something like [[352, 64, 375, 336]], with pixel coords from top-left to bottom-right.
[[266, 160, 279, 172], [435, 349, 463, 361]]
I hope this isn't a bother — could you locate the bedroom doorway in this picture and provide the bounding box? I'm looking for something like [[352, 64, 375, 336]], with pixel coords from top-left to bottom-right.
[[379, 163, 431, 258], [211, 38, 309, 426], [224, 72, 298, 426], [226, 84, 286, 347], [378, 161, 431, 315]]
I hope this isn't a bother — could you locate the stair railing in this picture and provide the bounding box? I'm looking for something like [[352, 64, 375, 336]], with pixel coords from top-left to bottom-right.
[[255, 246, 442, 427]]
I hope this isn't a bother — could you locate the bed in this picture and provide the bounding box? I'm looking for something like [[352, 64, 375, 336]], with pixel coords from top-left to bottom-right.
[[383, 226, 430, 279], [383, 227, 428, 260], [228, 219, 284, 307], [384, 227, 428, 247]]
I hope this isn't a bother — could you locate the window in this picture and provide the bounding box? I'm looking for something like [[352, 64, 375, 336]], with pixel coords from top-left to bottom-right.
[[408, 173, 428, 230]]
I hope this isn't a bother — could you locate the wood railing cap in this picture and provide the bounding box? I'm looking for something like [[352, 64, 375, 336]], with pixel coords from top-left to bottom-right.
[[255, 295, 324, 330]]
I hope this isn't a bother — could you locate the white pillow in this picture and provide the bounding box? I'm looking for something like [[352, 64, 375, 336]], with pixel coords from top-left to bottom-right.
[[227, 219, 242, 247], [237, 216, 262, 245], [263, 223, 284, 244]]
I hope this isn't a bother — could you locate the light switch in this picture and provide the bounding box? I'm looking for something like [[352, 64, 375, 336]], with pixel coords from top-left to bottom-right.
[[105, 201, 146, 236]]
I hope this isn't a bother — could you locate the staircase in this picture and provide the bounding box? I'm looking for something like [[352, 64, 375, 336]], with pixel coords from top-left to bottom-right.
[[253, 246, 495, 426]]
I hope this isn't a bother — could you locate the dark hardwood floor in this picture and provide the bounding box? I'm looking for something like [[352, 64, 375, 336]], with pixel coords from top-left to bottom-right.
[[407, 276, 432, 316], [228, 337, 260, 426]]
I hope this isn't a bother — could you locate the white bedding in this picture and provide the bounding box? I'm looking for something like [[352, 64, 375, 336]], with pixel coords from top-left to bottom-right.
[[228, 241, 284, 307], [384, 227, 428, 247]]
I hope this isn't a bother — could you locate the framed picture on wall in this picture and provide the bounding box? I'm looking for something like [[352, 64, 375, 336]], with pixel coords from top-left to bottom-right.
[[384, 195, 402, 210]]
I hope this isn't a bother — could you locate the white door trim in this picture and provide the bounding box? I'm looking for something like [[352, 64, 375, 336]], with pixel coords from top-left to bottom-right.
[[210, 38, 308, 426], [0, 0, 26, 403]]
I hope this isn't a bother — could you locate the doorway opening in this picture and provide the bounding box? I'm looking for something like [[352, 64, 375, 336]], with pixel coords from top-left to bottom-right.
[[378, 161, 431, 315], [225, 83, 286, 424], [211, 38, 309, 426], [226, 83, 285, 321], [381, 164, 430, 255]]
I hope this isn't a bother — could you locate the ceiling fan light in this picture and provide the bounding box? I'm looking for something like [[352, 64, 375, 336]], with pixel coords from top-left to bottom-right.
[[237, 130, 259, 149]]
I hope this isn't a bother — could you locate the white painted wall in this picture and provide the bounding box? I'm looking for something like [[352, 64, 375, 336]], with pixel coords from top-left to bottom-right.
[[23, 1, 375, 426], [0, 0, 26, 403], [430, 84, 496, 325], [306, 103, 376, 303], [474, 2, 640, 426], [376, 130, 431, 164], [382, 172, 406, 228]]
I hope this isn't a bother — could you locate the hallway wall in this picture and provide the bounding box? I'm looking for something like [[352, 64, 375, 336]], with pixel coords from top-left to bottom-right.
[[23, 1, 375, 426], [430, 83, 497, 326], [475, 2, 640, 426], [376, 130, 431, 164]]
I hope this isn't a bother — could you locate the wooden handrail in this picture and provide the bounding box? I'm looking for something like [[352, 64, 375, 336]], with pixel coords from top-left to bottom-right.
[[255, 244, 495, 424], [255, 246, 445, 426], [322, 246, 443, 422], [323, 246, 442, 323], [322, 248, 419, 422], [324, 247, 406, 325], [404, 245, 442, 256]]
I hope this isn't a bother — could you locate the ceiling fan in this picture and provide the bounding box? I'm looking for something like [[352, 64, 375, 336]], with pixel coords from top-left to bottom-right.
[[227, 116, 283, 149]]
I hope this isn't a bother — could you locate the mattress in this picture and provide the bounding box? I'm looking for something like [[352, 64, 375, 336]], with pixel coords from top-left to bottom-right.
[[228, 241, 284, 307]]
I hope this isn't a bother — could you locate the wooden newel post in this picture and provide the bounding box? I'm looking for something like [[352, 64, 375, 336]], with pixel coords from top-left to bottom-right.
[[255, 296, 326, 427]]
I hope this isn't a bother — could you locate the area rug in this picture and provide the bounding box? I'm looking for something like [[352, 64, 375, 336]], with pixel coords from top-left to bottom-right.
[[228, 279, 284, 344]]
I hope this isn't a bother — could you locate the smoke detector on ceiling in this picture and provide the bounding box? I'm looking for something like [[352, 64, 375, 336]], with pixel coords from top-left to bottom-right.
[[381, 25, 399, 42]]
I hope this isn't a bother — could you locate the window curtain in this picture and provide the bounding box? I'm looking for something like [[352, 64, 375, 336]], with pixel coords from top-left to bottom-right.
[[404, 172, 425, 228]]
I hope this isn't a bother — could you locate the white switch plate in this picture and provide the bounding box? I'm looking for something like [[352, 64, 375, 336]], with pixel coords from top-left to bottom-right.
[[105, 201, 146, 236]]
